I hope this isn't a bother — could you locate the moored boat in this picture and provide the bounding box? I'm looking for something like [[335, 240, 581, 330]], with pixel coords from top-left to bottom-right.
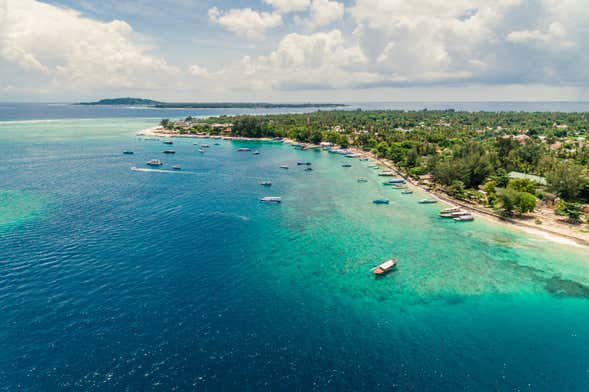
[[237, 148, 251, 152], [439, 210, 467, 218], [304, 167, 313, 171], [163, 149, 175, 154], [342, 163, 352, 167], [201, 144, 210, 148], [297, 161, 311, 165], [198, 149, 204, 153], [418, 199, 438, 204], [122, 150, 134, 155], [172, 165, 181, 170], [280, 165, 289, 169], [401, 190, 413, 194], [357, 177, 368, 183], [372, 258, 398, 275], [260, 181, 272, 186], [253, 151, 260, 155], [147, 159, 163, 166], [378, 171, 396, 176], [441, 207, 461, 213], [260, 196, 282, 203], [372, 198, 390, 204], [454, 214, 474, 221], [163, 140, 173, 145]]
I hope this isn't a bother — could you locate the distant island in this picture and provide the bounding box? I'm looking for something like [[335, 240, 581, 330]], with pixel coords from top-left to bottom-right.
[[77, 97, 346, 109]]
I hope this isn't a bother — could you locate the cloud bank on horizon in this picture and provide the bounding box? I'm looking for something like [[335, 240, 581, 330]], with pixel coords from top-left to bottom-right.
[[0, 0, 587, 101]]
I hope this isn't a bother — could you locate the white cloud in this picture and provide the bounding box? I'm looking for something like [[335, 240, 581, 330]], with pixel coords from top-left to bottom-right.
[[208, 6, 282, 39], [307, 0, 344, 29], [0, 0, 178, 92], [263, 0, 310, 13], [507, 22, 570, 46]]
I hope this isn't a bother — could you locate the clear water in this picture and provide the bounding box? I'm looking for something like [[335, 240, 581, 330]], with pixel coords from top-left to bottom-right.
[[1, 113, 589, 391]]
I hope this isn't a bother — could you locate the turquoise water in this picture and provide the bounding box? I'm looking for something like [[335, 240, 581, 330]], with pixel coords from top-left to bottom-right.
[[1, 117, 589, 390]]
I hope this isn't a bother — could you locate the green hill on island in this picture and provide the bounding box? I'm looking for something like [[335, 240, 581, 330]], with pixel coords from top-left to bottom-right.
[[77, 98, 345, 109], [77, 98, 162, 106]]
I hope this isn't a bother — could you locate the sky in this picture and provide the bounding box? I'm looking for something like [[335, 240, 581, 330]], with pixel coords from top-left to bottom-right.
[[0, 0, 588, 102]]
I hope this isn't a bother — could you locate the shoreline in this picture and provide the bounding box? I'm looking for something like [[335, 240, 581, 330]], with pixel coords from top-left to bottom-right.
[[138, 126, 589, 248]]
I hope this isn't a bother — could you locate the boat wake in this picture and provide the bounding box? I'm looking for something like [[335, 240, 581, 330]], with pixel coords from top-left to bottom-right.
[[130, 167, 195, 174]]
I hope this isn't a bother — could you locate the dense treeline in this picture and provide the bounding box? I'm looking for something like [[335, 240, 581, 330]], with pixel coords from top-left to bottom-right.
[[164, 109, 589, 220]]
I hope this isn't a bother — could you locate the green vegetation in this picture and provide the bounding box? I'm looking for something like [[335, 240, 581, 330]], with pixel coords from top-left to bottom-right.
[[155, 102, 345, 109], [161, 109, 589, 220], [78, 97, 162, 105]]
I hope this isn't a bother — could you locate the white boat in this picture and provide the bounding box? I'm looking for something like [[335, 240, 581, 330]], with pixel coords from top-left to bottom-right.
[[146, 159, 163, 166], [418, 199, 438, 204], [378, 171, 396, 176], [198, 149, 204, 153], [454, 214, 474, 221], [260, 196, 282, 203], [280, 165, 289, 169], [372, 258, 398, 275], [357, 177, 368, 183], [441, 207, 461, 213], [172, 165, 181, 170], [237, 148, 251, 152]]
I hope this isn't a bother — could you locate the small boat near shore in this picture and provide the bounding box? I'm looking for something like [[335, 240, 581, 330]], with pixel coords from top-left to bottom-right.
[[260, 196, 282, 203], [260, 181, 272, 186], [201, 144, 210, 148], [372, 198, 390, 204], [253, 151, 260, 155], [163, 149, 175, 154], [163, 140, 173, 145], [237, 148, 251, 152], [372, 258, 398, 276], [357, 177, 368, 183], [401, 190, 413, 194], [198, 149, 204, 153], [378, 171, 396, 176], [304, 167, 313, 171], [342, 164, 352, 168], [122, 150, 134, 155], [439, 210, 467, 218], [147, 159, 163, 166], [297, 161, 311, 165], [441, 207, 461, 213], [418, 199, 438, 204], [454, 214, 474, 221], [280, 165, 289, 169], [172, 165, 181, 170]]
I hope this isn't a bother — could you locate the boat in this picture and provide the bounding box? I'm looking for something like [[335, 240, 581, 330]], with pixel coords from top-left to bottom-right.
[[372, 258, 398, 275], [372, 198, 390, 204], [201, 144, 210, 148], [441, 207, 461, 213], [122, 150, 134, 155], [260, 181, 272, 186], [383, 178, 406, 184], [369, 165, 380, 169], [260, 196, 282, 203], [454, 214, 474, 221], [378, 171, 396, 176], [359, 158, 369, 161], [342, 164, 352, 168], [344, 154, 358, 158], [401, 190, 413, 194], [172, 165, 181, 170], [163, 140, 173, 145], [357, 177, 368, 183], [213, 142, 220, 145], [253, 151, 260, 155], [418, 199, 438, 204], [439, 210, 467, 218], [198, 149, 204, 153], [280, 165, 289, 169], [297, 161, 311, 165], [146, 159, 163, 166], [237, 148, 251, 152], [163, 149, 175, 154], [304, 167, 313, 171]]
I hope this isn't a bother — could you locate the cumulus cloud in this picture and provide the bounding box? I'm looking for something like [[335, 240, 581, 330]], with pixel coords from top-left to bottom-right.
[[0, 0, 178, 92], [307, 0, 344, 29], [208, 7, 282, 39], [263, 0, 310, 13]]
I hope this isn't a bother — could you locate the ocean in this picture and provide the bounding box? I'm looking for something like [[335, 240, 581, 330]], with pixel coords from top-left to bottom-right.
[[0, 103, 589, 391]]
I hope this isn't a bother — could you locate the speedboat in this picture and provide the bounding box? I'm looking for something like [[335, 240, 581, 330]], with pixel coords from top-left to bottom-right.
[[260, 181, 272, 186], [201, 144, 210, 148], [357, 178, 368, 183], [372, 198, 390, 204], [260, 196, 282, 203], [172, 165, 181, 170], [372, 259, 398, 276], [441, 207, 461, 213], [401, 190, 413, 194], [147, 159, 163, 166], [122, 150, 134, 155], [383, 178, 406, 184], [163, 149, 175, 154], [454, 214, 474, 221], [237, 148, 251, 152], [378, 171, 395, 176], [253, 151, 260, 155], [280, 165, 289, 169], [418, 199, 438, 204], [439, 210, 467, 218], [163, 140, 173, 145], [342, 164, 352, 167], [297, 161, 311, 165]]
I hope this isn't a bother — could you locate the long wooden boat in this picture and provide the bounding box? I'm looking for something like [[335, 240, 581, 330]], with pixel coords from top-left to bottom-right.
[[372, 259, 398, 275]]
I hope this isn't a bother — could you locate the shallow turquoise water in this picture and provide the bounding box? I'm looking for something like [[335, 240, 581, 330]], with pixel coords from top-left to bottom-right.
[[1, 118, 588, 390]]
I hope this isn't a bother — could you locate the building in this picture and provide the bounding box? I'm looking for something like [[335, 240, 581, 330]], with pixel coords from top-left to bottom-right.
[[508, 171, 547, 185]]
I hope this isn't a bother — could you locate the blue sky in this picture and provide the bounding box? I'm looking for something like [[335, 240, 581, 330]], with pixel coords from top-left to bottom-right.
[[1, 0, 587, 102]]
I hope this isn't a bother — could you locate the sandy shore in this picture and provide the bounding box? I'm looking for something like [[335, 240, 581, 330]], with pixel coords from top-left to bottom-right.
[[138, 127, 589, 248]]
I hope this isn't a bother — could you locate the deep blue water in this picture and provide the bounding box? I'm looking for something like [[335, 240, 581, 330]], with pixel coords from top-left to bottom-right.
[[1, 101, 589, 122], [1, 108, 589, 391]]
